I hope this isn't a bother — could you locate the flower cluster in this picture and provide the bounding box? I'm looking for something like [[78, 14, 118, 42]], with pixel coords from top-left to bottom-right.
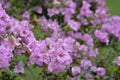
[[0, 0, 120, 79], [102, 16, 120, 41], [27, 37, 74, 72]]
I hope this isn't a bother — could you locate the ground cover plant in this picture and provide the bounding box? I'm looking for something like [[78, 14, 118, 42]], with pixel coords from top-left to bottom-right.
[[0, 0, 120, 80]]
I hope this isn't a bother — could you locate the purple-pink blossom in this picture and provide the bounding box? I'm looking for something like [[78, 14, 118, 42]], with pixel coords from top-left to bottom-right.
[[14, 61, 24, 73], [96, 67, 106, 76], [113, 56, 120, 66], [72, 66, 81, 76]]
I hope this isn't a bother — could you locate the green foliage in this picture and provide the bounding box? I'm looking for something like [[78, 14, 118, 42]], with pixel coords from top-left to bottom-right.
[[91, 41, 120, 79], [33, 23, 50, 40], [106, 0, 120, 15]]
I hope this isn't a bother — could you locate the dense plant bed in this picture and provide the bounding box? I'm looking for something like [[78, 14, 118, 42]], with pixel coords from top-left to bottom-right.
[[0, 0, 120, 80]]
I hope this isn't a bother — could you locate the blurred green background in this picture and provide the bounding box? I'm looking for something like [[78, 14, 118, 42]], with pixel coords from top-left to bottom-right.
[[106, 0, 120, 15]]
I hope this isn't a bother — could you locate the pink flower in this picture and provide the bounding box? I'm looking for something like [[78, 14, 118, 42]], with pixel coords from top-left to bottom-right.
[[94, 30, 109, 45], [67, 20, 81, 31], [36, 6, 42, 14], [47, 7, 59, 17], [14, 61, 24, 73], [22, 11, 30, 20], [72, 66, 81, 76], [65, 1, 77, 9], [89, 48, 99, 57], [113, 56, 120, 66], [80, 1, 92, 17], [0, 46, 12, 68], [80, 59, 92, 70], [96, 67, 106, 76], [0, 54, 10, 68], [4, 2, 11, 9], [91, 66, 97, 72], [48, 61, 66, 72], [82, 34, 93, 46]]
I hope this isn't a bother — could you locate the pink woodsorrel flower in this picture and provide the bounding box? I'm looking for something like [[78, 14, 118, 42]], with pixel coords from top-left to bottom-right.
[[113, 56, 120, 66], [14, 61, 24, 73], [96, 67, 106, 77], [72, 66, 81, 76]]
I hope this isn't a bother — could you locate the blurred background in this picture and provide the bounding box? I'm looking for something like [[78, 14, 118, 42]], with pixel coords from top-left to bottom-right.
[[106, 0, 120, 15]]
